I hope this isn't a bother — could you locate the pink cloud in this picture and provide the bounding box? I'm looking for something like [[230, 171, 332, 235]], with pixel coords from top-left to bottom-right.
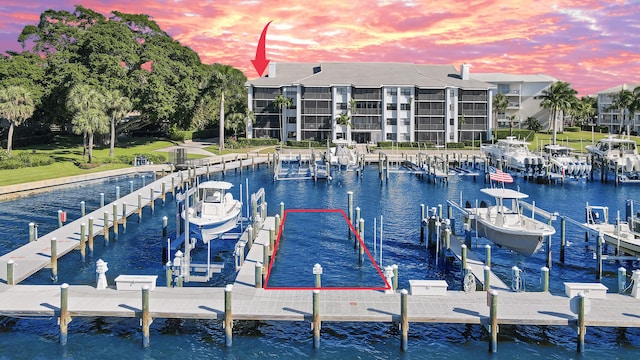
[[0, 0, 638, 96]]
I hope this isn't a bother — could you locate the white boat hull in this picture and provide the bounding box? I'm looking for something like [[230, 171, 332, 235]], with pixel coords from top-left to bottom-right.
[[467, 206, 555, 256]]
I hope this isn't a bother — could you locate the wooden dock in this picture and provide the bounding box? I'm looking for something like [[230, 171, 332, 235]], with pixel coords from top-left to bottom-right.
[[0, 157, 269, 284], [1, 212, 640, 352]]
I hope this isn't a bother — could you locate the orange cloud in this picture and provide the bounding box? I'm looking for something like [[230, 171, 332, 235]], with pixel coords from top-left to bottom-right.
[[0, 0, 638, 96]]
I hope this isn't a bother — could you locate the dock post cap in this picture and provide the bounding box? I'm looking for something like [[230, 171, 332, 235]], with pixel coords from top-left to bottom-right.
[[490, 290, 498, 296], [142, 285, 150, 290], [400, 289, 408, 295], [61, 283, 69, 289], [225, 284, 233, 292], [484, 266, 490, 271], [313, 289, 320, 294], [461, 244, 467, 249], [347, 191, 353, 194], [485, 244, 491, 249], [541, 266, 549, 271], [7, 259, 14, 264]]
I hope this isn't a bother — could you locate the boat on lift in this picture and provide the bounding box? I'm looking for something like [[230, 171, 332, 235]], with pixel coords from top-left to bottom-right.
[[179, 181, 242, 244], [481, 136, 546, 175], [464, 186, 556, 255], [328, 139, 358, 170], [543, 144, 591, 178], [586, 135, 640, 180]]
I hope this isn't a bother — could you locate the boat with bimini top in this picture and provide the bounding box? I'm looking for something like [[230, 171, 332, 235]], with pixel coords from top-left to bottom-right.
[[179, 181, 242, 244]]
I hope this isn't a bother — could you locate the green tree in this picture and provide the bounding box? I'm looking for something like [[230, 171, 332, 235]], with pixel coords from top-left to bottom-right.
[[492, 93, 509, 139], [273, 94, 292, 143], [335, 112, 351, 140], [104, 89, 133, 157], [525, 116, 542, 132], [67, 84, 109, 163], [0, 85, 35, 155], [608, 88, 634, 135], [537, 81, 578, 144], [572, 96, 597, 128]]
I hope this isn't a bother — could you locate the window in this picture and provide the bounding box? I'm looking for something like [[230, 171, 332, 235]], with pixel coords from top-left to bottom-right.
[[401, 88, 412, 96], [386, 133, 397, 141], [386, 118, 397, 125], [388, 88, 397, 95], [401, 103, 411, 111], [401, 117, 410, 125], [336, 87, 347, 95], [387, 103, 397, 110], [336, 102, 347, 110]]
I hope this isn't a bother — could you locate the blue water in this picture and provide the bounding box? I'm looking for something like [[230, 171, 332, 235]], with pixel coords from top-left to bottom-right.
[[1, 166, 640, 359]]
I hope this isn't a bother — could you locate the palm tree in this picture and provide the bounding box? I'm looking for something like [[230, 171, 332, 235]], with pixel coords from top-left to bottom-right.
[[226, 112, 246, 138], [492, 93, 509, 140], [347, 98, 357, 142], [573, 96, 596, 128], [608, 88, 634, 135], [0, 85, 35, 156], [104, 90, 132, 158], [244, 109, 256, 138], [537, 81, 578, 144], [335, 112, 351, 140], [273, 94, 292, 143], [67, 85, 109, 163]]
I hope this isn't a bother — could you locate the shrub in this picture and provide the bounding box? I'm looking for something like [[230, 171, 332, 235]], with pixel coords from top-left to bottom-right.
[[236, 138, 279, 147], [0, 152, 54, 169], [565, 126, 580, 132]]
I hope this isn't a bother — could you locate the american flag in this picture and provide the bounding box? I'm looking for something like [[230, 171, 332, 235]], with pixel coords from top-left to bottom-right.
[[489, 166, 514, 183]]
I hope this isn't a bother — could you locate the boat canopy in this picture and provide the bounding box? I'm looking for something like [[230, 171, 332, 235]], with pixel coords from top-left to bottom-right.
[[198, 181, 234, 190], [480, 188, 529, 200]]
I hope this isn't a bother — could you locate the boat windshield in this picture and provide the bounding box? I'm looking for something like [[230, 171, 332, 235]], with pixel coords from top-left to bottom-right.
[[203, 189, 223, 203]]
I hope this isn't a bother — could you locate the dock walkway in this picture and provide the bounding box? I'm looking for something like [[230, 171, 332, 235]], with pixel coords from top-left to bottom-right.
[[0, 157, 269, 284]]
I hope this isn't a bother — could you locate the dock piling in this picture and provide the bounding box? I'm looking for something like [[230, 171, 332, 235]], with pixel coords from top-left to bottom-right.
[[141, 285, 151, 348], [112, 204, 118, 239], [313, 289, 320, 349], [103, 211, 109, 244], [138, 193, 143, 223], [485, 244, 491, 268], [150, 188, 155, 214], [116, 186, 120, 200], [88, 217, 94, 256], [80, 201, 85, 217], [6, 259, 14, 285], [166, 261, 172, 288], [313, 263, 322, 288], [400, 289, 408, 351], [577, 293, 586, 353], [162, 216, 168, 237], [80, 223, 86, 262], [100, 193, 104, 208], [541, 266, 549, 292], [224, 284, 233, 347], [59, 283, 71, 346], [618, 267, 627, 293], [29, 222, 35, 242], [489, 290, 498, 353], [51, 237, 58, 282]]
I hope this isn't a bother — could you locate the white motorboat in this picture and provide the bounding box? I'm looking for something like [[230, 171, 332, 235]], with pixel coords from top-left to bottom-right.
[[584, 204, 640, 256], [543, 144, 591, 178], [328, 139, 358, 169], [180, 181, 242, 244], [586, 135, 640, 174], [481, 136, 546, 173], [465, 188, 556, 255]]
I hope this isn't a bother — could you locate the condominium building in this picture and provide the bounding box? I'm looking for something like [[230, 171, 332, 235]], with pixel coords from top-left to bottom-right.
[[596, 83, 640, 134], [469, 73, 558, 130], [246, 62, 495, 145]]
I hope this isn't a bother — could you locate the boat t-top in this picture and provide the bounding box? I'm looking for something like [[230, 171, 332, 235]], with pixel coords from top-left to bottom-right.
[[464, 187, 556, 255]]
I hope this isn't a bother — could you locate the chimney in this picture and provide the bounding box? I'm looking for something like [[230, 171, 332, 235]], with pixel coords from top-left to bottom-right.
[[268, 62, 277, 78], [460, 63, 471, 80]]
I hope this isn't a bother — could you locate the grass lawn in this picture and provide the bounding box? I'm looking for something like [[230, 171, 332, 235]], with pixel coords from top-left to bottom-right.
[[0, 136, 206, 186]]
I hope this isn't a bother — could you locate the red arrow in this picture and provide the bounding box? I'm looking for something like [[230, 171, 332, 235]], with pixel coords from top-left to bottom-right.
[[251, 21, 272, 77]]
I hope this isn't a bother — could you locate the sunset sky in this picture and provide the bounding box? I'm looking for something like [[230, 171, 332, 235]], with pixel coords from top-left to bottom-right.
[[0, 0, 638, 96]]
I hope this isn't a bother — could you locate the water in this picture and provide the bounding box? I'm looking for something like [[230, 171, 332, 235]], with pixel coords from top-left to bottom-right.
[[1, 167, 640, 359]]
